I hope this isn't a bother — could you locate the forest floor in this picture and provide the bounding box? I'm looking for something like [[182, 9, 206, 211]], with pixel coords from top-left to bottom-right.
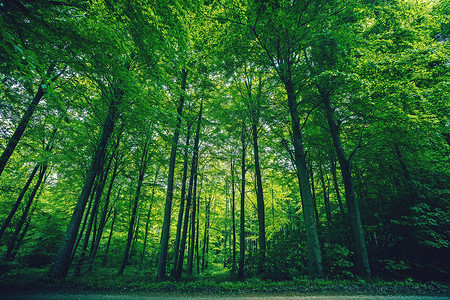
[[0, 267, 449, 299], [0, 293, 449, 300]]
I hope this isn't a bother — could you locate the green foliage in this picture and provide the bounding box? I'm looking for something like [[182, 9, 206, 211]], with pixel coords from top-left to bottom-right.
[[322, 243, 354, 279], [265, 227, 306, 280], [0, 0, 448, 286]]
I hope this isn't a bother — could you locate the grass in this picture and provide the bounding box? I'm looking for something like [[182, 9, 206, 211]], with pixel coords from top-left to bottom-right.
[[0, 264, 449, 297]]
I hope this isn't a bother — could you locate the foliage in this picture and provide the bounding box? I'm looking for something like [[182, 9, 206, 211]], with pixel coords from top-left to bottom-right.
[[0, 0, 449, 287]]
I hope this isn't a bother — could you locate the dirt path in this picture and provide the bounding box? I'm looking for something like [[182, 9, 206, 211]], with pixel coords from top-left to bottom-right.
[[1, 293, 449, 300]]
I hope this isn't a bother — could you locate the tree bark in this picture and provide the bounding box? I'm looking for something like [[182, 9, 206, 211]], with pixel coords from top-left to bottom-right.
[[5, 163, 47, 260], [285, 79, 323, 277], [48, 89, 119, 279], [88, 147, 121, 272], [252, 115, 266, 275], [330, 154, 344, 213], [308, 165, 320, 225], [230, 157, 237, 272], [176, 99, 202, 279], [319, 165, 332, 224], [321, 91, 371, 278], [118, 140, 149, 275], [0, 64, 55, 177], [139, 168, 159, 272], [156, 68, 187, 281], [0, 164, 39, 241], [201, 197, 211, 273], [71, 178, 96, 263], [195, 179, 202, 275], [102, 207, 117, 266], [75, 157, 111, 276], [171, 125, 191, 277], [238, 123, 246, 280], [187, 157, 199, 275]]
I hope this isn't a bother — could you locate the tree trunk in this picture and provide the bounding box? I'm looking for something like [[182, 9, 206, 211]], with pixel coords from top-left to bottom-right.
[[0, 164, 39, 241], [201, 197, 211, 273], [130, 215, 140, 260], [157, 68, 187, 281], [319, 165, 332, 224], [238, 123, 246, 280], [230, 157, 237, 272], [252, 118, 266, 275], [48, 89, 119, 279], [321, 91, 371, 278], [102, 207, 117, 266], [195, 179, 202, 275], [223, 195, 229, 268], [88, 148, 121, 272], [0, 64, 56, 177], [176, 99, 202, 279], [5, 163, 47, 260], [171, 125, 191, 277], [330, 154, 344, 213], [10, 211, 32, 260], [285, 79, 323, 277], [71, 178, 96, 263], [75, 158, 111, 276], [118, 140, 149, 275], [139, 167, 159, 271], [187, 160, 199, 275], [309, 165, 320, 225]]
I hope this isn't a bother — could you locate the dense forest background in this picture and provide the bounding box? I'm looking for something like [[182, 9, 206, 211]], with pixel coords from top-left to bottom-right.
[[0, 0, 449, 285]]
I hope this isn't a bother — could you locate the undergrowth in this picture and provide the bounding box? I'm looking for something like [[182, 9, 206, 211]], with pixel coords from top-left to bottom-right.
[[0, 265, 448, 296]]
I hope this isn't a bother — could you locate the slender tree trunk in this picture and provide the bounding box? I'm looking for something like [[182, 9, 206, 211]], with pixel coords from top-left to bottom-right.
[[11, 181, 44, 260], [330, 154, 344, 213], [285, 79, 323, 277], [309, 165, 320, 225], [196, 179, 202, 275], [130, 215, 140, 260], [230, 157, 237, 272], [321, 91, 371, 278], [10, 210, 33, 260], [223, 195, 229, 268], [157, 68, 187, 281], [71, 178, 97, 263], [76, 158, 111, 276], [88, 149, 121, 272], [139, 168, 159, 271], [0, 64, 56, 177], [238, 124, 246, 280], [176, 100, 202, 279], [252, 120, 266, 274], [171, 125, 191, 277], [187, 162, 199, 275], [201, 197, 211, 273], [118, 140, 149, 275], [319, 165, 332, 224], [5, 163, 47, 260], [102, 208, 117, 266], [0, 164, 39, 241], [48, 89, 119, 279], [0, 109, 60, 241]]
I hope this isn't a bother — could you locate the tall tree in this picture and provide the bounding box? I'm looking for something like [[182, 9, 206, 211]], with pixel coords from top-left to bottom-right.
[[238, 121, 247, 280], [176, 99, 203, 279], [48, 86, 121, 279], [118, 138, 150, 275], [171, 122, 192, 277], [157, 68, 188, 281]]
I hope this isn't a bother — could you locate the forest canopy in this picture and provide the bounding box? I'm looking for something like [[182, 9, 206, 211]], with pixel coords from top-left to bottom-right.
[[0, 0, 449, 283]]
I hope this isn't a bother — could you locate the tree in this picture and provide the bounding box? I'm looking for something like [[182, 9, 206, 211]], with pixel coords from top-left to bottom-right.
[[157, 68, 188, 281]]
